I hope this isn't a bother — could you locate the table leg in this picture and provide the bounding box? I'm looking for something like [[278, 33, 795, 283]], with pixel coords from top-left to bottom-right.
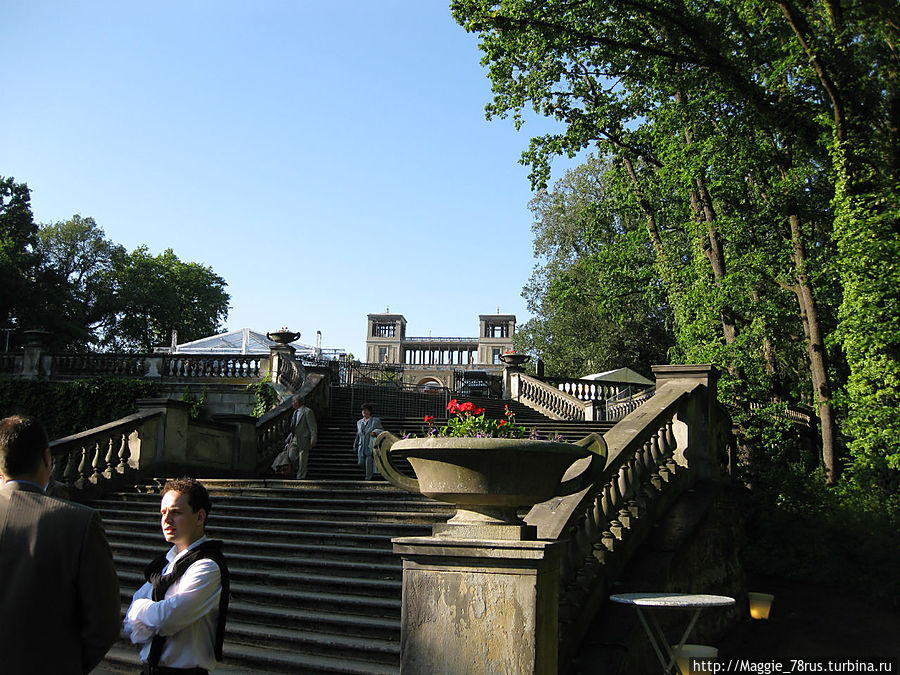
[[634, 607, 677, 674], [667, 608, 704, 674]]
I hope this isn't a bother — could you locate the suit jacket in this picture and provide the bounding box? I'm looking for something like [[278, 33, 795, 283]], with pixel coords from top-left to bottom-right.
[[288, 405, 317, 452], [353, 416, 384, 458], [0, 481, 121, 674]]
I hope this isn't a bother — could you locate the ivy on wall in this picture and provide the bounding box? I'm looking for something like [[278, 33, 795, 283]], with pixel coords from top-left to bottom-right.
[[0, 378, 160, 440]]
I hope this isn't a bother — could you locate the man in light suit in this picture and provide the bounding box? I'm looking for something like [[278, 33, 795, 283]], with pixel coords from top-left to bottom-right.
[[286, 395, 317, 479], [0, 414, 121, 674]]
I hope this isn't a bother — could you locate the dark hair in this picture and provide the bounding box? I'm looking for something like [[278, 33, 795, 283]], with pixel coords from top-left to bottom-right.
[[0, 415, 49, 477], [361, 403, 374, 414], [163, 477, 212, 519]]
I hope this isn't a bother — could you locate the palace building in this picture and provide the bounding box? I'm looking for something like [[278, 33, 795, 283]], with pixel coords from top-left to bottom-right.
[[365, 312, 516, 390]]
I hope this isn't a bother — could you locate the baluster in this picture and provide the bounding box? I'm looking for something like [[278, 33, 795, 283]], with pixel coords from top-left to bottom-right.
[[63, 448, 80, 487], [663, 419, 679, 475], [648, 431, 666, 489], [619, 459, 638, 526], [117, 428, 133, 473], [76, 442, 95, 489], [92, 435, 109, 483], [50, 452, 67, 484], [104, 433, 121, 479]]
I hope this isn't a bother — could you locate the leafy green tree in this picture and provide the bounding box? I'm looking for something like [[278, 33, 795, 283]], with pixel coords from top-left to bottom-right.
[[517, 155, 674, 376], [451, 0, 898, 487], [35, 216, 124, 350], [102, 246, 230, 352], [0, 177, 41, 344]]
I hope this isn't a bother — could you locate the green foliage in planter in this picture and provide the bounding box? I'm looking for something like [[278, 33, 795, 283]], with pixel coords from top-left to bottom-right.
[[0, 377, 159, 440]]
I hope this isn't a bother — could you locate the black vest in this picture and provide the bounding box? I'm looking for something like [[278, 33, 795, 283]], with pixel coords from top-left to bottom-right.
[[144, 539, 230, 665]]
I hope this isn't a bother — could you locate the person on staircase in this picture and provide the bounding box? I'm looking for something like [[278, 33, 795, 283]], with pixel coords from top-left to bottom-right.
[[354, 403, 384, 481], [271, 394, 318, 479], [124, 477, 230, 675]]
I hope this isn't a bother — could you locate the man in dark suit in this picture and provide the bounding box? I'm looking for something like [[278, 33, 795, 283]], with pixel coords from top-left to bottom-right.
[[0, 414, 121, 674]]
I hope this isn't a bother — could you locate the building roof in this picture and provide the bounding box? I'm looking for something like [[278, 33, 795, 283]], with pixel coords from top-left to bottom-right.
[[581, 368, 654, 386]]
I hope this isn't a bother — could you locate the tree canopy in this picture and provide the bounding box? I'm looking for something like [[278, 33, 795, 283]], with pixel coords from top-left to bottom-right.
[[1, 178, 230, 353], [452, 0, 899, 489]]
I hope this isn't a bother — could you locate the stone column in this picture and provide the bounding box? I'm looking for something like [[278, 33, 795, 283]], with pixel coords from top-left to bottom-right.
[[392, 536, 564, 675], [651, 364, 721, 479], [21, 329, 52, 379]]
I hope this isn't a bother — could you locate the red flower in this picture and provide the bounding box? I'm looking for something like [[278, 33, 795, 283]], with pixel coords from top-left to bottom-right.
[[458, 401, 475, 413], [447, 399, 459, 414], [498, 420, 507, 426], [473, 407, 485, 416], [424, 415, 434, 425]]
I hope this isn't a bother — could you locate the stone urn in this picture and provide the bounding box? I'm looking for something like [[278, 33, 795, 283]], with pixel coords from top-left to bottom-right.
[[499, 351, 531, 367], [374, 432, 607, 540], [266, 330, 300, 344]]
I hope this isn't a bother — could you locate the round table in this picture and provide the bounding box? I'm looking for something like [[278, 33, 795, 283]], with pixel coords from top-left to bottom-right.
[[610, 593, 735, 674]]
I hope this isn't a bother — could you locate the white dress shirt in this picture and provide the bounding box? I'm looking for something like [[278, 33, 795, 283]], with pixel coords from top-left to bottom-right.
[[124, 535, 222, 671]]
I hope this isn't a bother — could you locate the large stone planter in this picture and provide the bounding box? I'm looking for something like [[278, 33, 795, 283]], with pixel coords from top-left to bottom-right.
[[266, 330, 300, 344], [499, 352, 531, 367], [375, 433, 607, 540]]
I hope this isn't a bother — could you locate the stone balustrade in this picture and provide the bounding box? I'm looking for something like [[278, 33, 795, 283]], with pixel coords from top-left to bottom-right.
[[605, 387, 656, 420], [542, 376, 630, 402], [53, 353, 148, 377], [511, 372, 600, 421], [526, 365, 728, 666], [162, 354, 263, 379], [0, 353, 21, 374], [50, 409, 162, 497], [255, 371, 329, 469]]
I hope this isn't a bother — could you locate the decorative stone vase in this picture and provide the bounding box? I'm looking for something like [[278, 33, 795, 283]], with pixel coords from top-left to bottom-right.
[[266, 330, 300, 344], [22, 329, 53, 348], [499, 352, 531, 367], [375, 432, 607, 540]]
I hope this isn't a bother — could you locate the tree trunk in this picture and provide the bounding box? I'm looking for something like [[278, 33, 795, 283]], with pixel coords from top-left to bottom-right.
[[787, 212, 840, 483]]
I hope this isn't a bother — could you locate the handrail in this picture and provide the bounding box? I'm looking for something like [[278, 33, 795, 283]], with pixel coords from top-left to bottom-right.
[[541, 376, 633, 402], [163, 354, 262, 379], [0, 353, 22, 374], [53, 352, 149, 377], [525, 379, 724, 666], [512, 372, 594, 421], [605, 387, 656, 421], [49, 409, 163, 496], [255, 372, 328, 468]]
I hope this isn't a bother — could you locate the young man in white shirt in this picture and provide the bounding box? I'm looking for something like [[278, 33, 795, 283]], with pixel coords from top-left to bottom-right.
[[124, 477, 230, 675]]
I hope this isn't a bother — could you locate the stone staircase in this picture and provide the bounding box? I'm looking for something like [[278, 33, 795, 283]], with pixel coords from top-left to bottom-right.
[[94, 389, 613, 673]]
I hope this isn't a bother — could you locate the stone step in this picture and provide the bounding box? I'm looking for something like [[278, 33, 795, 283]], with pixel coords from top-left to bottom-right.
[[114, 554, 402, 592], [119, 572, 401, 618], [99, 504, 447, 528], [112, 549, 401, 580], [106, 527, 403, 560]]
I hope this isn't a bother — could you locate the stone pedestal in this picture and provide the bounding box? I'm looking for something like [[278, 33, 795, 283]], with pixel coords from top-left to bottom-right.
[[392, 536, 564, 675]]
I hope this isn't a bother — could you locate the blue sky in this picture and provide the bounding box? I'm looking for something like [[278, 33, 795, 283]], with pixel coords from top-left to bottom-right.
[[2, 2, 577, 358]]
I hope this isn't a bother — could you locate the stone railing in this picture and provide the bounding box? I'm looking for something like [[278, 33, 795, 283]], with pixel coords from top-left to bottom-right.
[[0, 353, 21, 374], [52, 353, 149, 378], [161, 354, 263, 379], [255, 371, 329, 469], [525, 365, 728, 667], [50, 409, 163, 498], [510, 372, 601, 421], [605, 387, 656, 421], [542, 376, 633, 402]]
